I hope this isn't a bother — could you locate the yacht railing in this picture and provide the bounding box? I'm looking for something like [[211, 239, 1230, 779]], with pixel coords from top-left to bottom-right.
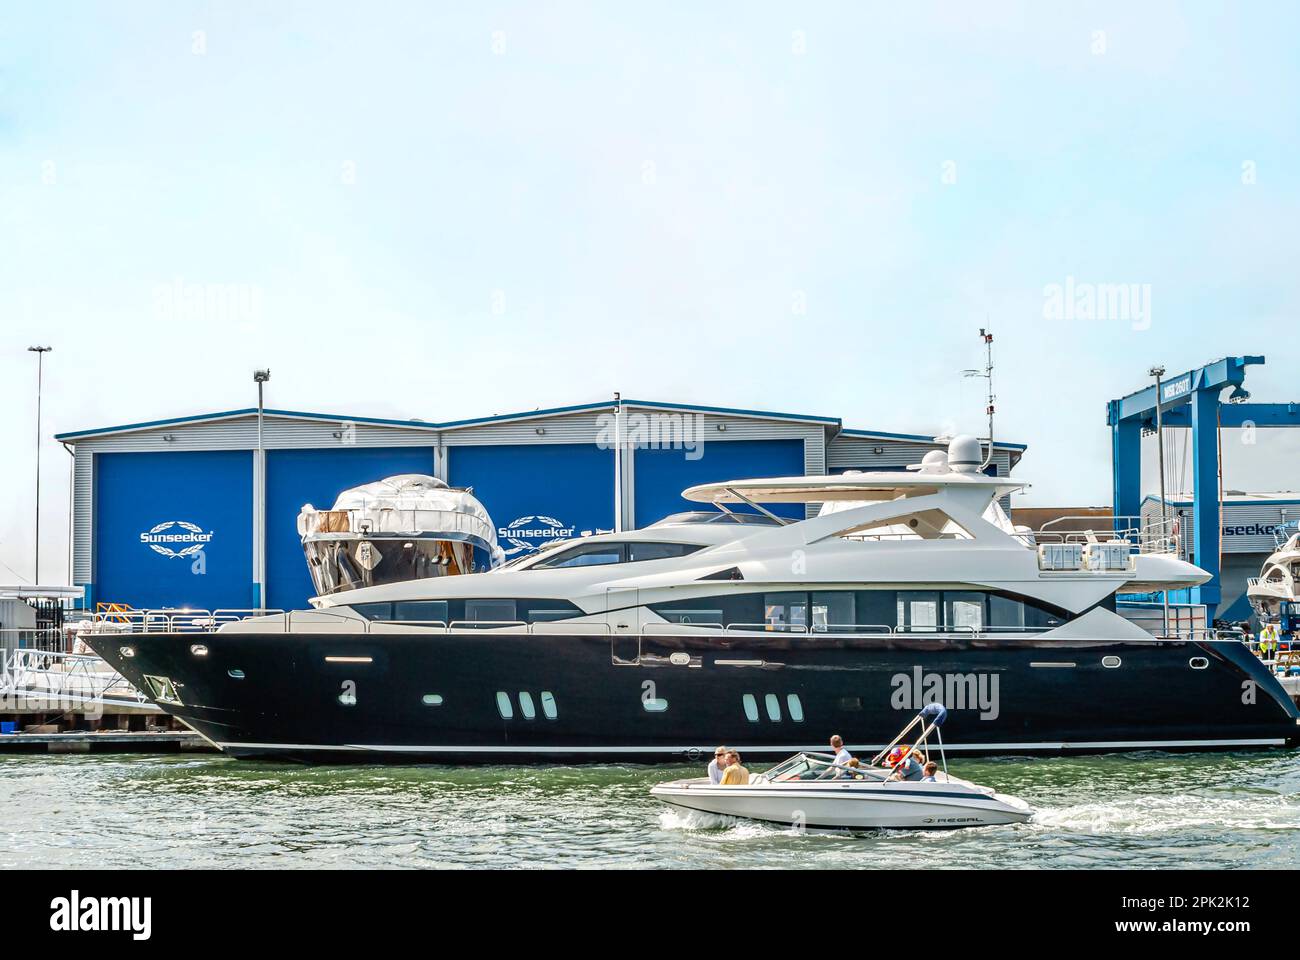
[[1034, 514, 1179, 555]]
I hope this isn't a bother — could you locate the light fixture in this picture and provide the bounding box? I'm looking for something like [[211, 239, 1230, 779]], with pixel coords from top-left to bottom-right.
[[162, 434, 176, 442], [717, 424, 726, 432], [1227, 385, 1251, 404], [535, 427, 545, 435]]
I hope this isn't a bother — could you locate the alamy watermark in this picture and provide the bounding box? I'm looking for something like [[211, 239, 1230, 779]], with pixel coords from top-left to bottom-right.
[[890, 667, 1000, 720], [1043, 275, 1151, 330], [597, 411, 706, 461]]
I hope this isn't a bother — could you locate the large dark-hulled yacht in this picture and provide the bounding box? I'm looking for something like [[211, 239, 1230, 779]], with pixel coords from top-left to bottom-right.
[[87, 437, 1300, 762]]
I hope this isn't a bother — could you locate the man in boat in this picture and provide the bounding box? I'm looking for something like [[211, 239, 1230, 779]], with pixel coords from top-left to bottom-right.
[[707, 746, 728, 784], [719, 750, 750, 785]]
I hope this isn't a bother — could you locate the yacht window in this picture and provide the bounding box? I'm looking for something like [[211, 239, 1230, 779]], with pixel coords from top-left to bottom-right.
[[988, 593, 1065, 631], [989, 594, 1025, 629], [945, 592, 986, 631], [540, 691, 558, 719], [657, 608, 724, 625], [394, 600, 449, 623], [764, 693, 782, 722], [742, 693, 760, 722], [651, 589, 1069, 633], [518, 692, 536, 719], [764, 592, 808, 631], [519, 599, 584, 623], [812, 592, 855, 632], [897, 592, 940, 632], [538, 543, 625, 568], [495, 691, 513, 719], [467, 599, 518, 623], [349, 602, 393, 620], [627, 542, 704, 562], [787, 694, 805, 722]]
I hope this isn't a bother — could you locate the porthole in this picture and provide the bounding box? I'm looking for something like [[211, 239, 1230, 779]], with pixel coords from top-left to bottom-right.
[[422, 694, 443, 706], [119, 646, 135, 659], [227, 669, 245, 679], [496, 691, 514, 719], [742, 693, 759, 722], [519, 691, 537, 719], [787, 694, 805, 722], [764, 693, 782, 722], [642, 697, 668, 713], [1102, 656, 1122, 668], [190, 644, 209, 657], [1189, 657, 1209, 670], [540, 691, 557, 719]]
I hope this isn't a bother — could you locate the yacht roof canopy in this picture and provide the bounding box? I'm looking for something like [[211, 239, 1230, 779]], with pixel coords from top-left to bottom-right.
[[682, 472, 1026, 504]]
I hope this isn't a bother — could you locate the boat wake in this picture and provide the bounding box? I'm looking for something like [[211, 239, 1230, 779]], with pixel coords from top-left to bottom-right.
[[1030, 792, 1300, 834]]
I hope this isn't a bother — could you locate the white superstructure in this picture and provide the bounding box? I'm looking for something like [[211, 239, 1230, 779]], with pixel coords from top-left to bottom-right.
[[234, 436, 1210, 638]]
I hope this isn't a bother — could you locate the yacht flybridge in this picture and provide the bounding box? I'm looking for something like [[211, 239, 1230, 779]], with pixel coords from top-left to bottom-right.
[[87, 436, 1300, 762]]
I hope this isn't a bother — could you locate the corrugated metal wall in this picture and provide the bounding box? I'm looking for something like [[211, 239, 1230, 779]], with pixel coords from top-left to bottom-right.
[[1142, 496, 1300, 558], [65, 406, 1024, 610]]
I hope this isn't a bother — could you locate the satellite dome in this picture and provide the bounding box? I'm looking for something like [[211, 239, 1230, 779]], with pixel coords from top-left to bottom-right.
[[948, 435, 983, 473]]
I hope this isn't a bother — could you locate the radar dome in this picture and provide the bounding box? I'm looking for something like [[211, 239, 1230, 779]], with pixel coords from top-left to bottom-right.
[[948, 435, 983, 473]]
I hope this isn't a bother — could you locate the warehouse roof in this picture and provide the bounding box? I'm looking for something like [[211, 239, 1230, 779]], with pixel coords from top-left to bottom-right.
[[54, 398, 1027, 452]]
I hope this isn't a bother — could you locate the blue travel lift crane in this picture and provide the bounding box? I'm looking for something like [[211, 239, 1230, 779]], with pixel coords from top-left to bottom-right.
[[1108, 355, 1300, 618]]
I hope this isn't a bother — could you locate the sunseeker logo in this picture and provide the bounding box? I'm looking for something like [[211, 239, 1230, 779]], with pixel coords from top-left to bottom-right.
[[50, 890, 151, 940], [499, 515, 575, 556], [890, 667, 1000, 720], [140, 520, 213, 558]]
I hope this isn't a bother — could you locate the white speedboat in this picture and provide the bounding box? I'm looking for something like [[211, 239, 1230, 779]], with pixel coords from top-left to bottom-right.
[[652, 705, 1032, 830]]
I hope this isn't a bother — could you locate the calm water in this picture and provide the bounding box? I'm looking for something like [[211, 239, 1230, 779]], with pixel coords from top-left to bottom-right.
[[3, 750, 1300, 869]]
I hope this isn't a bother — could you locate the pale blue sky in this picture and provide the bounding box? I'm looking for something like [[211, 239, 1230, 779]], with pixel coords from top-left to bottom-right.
[[2, 1, 1298, 581]]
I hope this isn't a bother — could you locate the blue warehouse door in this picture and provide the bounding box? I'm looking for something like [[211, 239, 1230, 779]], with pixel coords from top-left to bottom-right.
[[94, 450, 254, 611], [634, 439, 806, 528], [448, 443, 614, 560], [265, 447, 435, 611]]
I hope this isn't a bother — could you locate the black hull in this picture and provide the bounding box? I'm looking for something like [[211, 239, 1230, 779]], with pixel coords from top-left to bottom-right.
[[88, 629, 1300, 763]]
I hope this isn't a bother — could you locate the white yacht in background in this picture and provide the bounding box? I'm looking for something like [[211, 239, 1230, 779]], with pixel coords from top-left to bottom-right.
[[1247, 522, 1300, 622], [88, 436, 1300, 762], [297, 474, 504, 596]]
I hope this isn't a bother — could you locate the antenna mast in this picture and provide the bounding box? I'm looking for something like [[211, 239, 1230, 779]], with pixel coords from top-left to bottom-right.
[[963, 329, 996, 471]]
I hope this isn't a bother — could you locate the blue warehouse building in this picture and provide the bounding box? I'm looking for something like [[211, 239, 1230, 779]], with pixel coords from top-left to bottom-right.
[[57, 399, 1026, 614]]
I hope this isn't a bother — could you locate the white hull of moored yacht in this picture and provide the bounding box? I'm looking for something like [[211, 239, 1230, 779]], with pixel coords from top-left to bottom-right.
[[650, 778, 1032, 830]]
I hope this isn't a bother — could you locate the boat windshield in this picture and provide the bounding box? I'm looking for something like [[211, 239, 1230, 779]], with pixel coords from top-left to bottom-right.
[[761, 752, 888, 782], [650, 511, 782, 527]]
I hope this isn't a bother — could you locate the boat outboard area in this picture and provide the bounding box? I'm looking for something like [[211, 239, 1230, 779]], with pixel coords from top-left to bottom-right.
[[652, 705, 1034, 831], [83, 434, 1300, 763]]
